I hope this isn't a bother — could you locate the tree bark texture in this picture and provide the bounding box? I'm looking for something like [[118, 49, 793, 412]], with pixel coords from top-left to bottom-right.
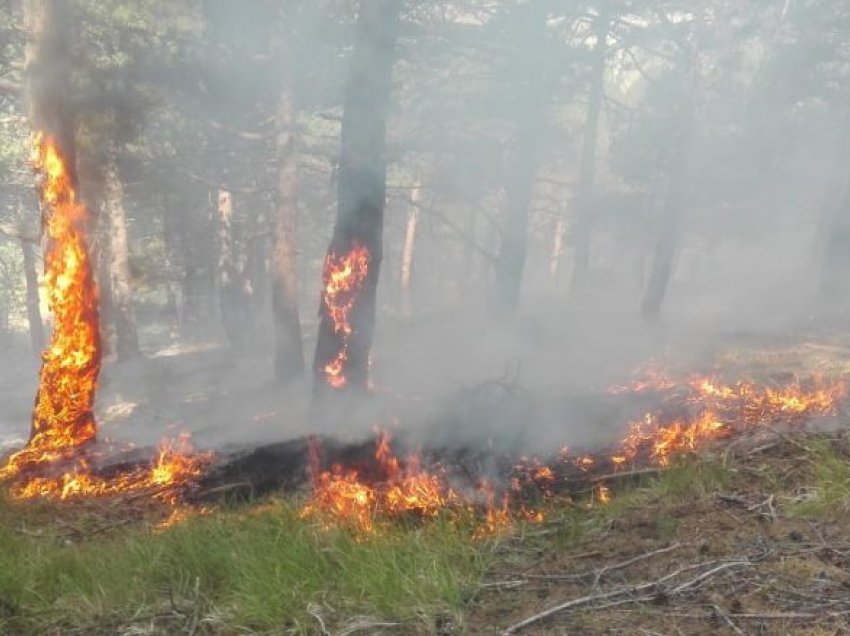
[[312, 0, 402, 396], [570, 5, 609, 297], [271, 65, 306, 383], [103, 150, 140, 359]]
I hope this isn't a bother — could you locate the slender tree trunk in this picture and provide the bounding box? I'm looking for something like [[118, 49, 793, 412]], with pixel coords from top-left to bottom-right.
[[640, 126, 693, 320], [549, 218, 566, 281], [491, 4, 549, 317], [312, 0, 401, 396], [103, 148, 139, 359], [20, 237, 44, 357], [271, 65, 305, 383], [399, 180, 421, 316], [217, 189, 244, 347], [570, 5, 609, 297]]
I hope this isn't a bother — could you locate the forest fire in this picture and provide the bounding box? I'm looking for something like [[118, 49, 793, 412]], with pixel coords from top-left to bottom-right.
[[0, 135, 210, 505], [319, 242, 370, 389], [301, 429, 455, 532], [0, 134, 101, 481], [299, 372, 846, 534], [8, 434, 212, 503]]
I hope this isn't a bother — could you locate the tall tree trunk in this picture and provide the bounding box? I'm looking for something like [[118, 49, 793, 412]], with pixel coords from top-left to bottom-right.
[[20, 237, 44, 357], [570, 5, 609, 297], [271, 66, 305, 383], [25, 0, 102, 443], [549, 218, 566, 281], [490, 4, 549, 317], [399, 180, 421, 316], [640, 125, 693, 320], [103, 148, 139, 359], [312, 0, 401, 396], [217, 189, 246, 347], [817, 126, 850, 308]]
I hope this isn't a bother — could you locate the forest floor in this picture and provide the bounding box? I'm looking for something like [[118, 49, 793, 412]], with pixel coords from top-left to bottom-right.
[[3, 326, 850, 633], [2, 431, 850, 634]]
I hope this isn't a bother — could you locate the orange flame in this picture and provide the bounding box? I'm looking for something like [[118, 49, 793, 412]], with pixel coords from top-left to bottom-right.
[[0, 133, 101, 480], [320, 242, 369, 389], [302, 430, 454, 532], [7, 433, 212, 502]]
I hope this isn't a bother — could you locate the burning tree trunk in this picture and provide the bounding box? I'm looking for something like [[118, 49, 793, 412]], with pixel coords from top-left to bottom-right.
[[271, 59, 305, 383], [312, 0, 401, 395], [103, 147, 139, 359], [20, 233, 44, 357], [570, 5, 609, 298], [20, 0, 102, 453]]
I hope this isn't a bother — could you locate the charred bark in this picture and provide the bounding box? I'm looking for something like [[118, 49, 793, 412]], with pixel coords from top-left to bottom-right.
[[312, 0, 401, 397], [271, 68, 305, 384], [570, 5, 610, 298], [103, 148, 140, 359]]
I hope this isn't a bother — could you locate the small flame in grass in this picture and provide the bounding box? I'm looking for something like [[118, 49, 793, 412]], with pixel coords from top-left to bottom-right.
[[321, 242, 370, 389], [596, 483, 612, 504]]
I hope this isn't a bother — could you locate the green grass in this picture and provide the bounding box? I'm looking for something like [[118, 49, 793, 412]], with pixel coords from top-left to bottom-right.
[[0, 497, 490, 634], [788, 439, 850, 518]]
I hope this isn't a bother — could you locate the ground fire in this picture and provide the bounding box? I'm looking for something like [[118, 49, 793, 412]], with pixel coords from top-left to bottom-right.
[[296, 372, 847, 534]]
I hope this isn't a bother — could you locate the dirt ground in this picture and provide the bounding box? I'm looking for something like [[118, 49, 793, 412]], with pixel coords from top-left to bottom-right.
[[468, 435, 850, 635]]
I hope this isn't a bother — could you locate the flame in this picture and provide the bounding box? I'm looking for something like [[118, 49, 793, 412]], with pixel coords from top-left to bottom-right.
[[606, 374, 846, 469], [302, 430, 454, 532], [6, 434, 212, 502], [320, 242, 370, 389], [0, 134, 101, 481]]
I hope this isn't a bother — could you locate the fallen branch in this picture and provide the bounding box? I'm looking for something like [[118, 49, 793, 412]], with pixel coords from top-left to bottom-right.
[[519, 542, 683, 583], [502, 560, 751, 634]]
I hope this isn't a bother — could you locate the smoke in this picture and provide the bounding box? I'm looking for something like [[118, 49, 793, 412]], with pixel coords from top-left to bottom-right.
[[1, 1, 849, 463]]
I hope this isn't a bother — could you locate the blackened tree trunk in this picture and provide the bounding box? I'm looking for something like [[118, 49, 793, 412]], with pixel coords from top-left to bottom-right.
[[271, 53, 305, 383], [103, 147, 139, 359], [20, 236, 44, 357], [312, 0, 401, 396], [570, 5, 609, 297]]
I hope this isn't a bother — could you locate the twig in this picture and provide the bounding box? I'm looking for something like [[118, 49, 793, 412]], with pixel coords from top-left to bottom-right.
[[670, 562, 752, 594], [712, 604, 745, 635], [503, 561, 750, 634], [761, 423, 814, 454], [519, 542, 683, 582], [590, 467, 664, 483]]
